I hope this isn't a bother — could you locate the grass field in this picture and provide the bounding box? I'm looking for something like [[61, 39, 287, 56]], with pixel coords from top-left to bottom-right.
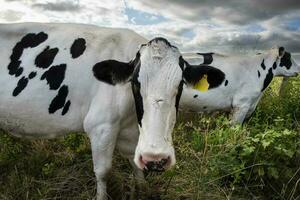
[[1, 76, 299, 200]]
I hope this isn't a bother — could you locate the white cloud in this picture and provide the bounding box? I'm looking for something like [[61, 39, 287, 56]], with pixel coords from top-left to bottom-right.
[[0, 0, 299, 53]]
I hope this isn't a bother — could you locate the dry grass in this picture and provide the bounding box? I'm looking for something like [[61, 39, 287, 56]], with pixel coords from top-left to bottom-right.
[[1, 77, 299, 200]]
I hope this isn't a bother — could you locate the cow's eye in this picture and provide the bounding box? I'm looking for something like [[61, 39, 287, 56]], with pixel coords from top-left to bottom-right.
[[156, 99, 164, 104]]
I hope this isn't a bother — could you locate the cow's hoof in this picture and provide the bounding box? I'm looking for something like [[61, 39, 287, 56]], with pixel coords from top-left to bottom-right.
[[148, 194, 161, 200]]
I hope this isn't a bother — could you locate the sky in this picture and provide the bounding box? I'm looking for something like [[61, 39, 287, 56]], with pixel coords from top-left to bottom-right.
[[0, 0, 300, 57]]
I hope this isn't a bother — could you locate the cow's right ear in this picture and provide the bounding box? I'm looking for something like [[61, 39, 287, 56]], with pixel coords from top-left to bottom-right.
[[182, 60, 225, 92], [93, 58, 138, 85], [279, 47, 285, 57]]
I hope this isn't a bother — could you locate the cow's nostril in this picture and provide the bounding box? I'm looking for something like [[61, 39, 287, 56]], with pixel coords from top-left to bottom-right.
[[159, 157, 169, 166], [143, 157, 170, 172]]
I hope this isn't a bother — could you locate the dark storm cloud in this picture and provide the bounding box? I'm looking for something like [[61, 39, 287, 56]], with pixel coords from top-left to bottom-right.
[[131, 0, 300, 24], [127, 0, 300, 52], [189, 29, 300, 53], [32, 1, 81, 12]]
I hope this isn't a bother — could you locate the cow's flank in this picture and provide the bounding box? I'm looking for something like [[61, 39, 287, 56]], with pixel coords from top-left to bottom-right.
[[8, 32, 48, 77], [70, 38, 86, 59], [7, 32, 72, 115]]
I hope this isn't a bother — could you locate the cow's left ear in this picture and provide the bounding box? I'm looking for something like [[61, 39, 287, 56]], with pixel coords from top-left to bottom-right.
[[93, 58, 137, 85], [279, 47, 285, 57], [183, 60, 225, 91]]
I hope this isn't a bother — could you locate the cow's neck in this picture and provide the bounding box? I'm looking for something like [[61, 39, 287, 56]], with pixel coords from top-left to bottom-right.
[[258, 54, 277, 92]]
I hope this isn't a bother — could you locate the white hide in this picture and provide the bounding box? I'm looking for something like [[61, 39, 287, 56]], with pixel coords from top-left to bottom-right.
[[180, 48, 300, 124]]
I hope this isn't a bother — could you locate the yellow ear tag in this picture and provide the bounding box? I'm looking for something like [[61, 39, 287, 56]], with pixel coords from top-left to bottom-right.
[[193, 74, 209, 92]]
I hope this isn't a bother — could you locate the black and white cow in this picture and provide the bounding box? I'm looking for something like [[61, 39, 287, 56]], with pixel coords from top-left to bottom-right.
[[0, 23, 225, 199], [180, 47, 300, 124]]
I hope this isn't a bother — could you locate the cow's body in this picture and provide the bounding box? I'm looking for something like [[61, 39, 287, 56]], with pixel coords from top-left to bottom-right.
[[0, 23, 145, 138], [181, 49, 300, 124], [0, 23, 226, 199], [0, 23, 148, 199]]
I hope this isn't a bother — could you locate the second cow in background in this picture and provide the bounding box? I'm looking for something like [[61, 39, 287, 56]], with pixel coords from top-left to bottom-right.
[[180, 47, 300, 124]]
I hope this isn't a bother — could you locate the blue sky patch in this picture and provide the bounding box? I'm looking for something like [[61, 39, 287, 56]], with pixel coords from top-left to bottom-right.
[[124, 6, 167, 25], [182, 30, 196, 39], [245, 24, 265, 33], [286, 17, 300, 31]]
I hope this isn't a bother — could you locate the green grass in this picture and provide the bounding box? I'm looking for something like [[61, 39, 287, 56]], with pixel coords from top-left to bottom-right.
[[0, 76, 300, 200]]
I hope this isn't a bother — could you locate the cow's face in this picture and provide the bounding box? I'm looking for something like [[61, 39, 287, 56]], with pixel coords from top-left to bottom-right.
[[93, 37, 225, 172], [273, 47, 300, 77], [131, 38, 183, 171]]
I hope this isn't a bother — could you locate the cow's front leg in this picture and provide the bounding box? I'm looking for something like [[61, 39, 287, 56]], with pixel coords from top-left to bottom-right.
[[87, 124, 120, 200], [117, 126, 146, 199], [231, 105, 250, 125]]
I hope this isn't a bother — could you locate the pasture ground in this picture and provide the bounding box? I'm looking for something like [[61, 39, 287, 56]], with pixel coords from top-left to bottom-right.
[[1, 76, 299, 200]]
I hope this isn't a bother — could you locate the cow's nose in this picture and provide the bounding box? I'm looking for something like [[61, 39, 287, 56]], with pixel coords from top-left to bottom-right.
[[140, 154, 170, 172]]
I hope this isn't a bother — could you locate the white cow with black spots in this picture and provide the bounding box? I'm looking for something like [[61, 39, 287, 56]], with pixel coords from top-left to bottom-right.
[[0, 22, 225, 199], [180, 47, 300, 124]]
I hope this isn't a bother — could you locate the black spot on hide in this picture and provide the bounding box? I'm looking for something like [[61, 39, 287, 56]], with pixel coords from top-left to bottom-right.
[[62, 100, 71, 115], [49, 85, 69, 114], [183, 63, 225, 90], [13, 76, 28, 96], [175, 80, 184, 114], [35, 46, 59, 69], [197, 53, 214, 64], [8, 32, 48, 77], [41, 64, 66, 90], [28, 71, 37, 79], [280, 51, 292, 70], [272, 62, 277, 70], [261, 59, 266, 70], [130, 53, 144, 127], [224, 80, 228, 86], [261, 68, 273, 92], [70, 38, 86, 59]]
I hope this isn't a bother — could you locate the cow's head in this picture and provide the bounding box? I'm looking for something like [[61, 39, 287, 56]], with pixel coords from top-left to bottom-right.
[[93, 37, 225, 171], [270, 47, 300, 77]]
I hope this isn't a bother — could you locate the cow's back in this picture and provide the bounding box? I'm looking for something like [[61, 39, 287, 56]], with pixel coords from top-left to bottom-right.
[[180, 54, 264, 112], [0, 23, 146, 138]]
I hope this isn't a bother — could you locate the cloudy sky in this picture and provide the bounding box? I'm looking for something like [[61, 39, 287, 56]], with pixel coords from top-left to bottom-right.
[[1, 0, 300, 55]]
